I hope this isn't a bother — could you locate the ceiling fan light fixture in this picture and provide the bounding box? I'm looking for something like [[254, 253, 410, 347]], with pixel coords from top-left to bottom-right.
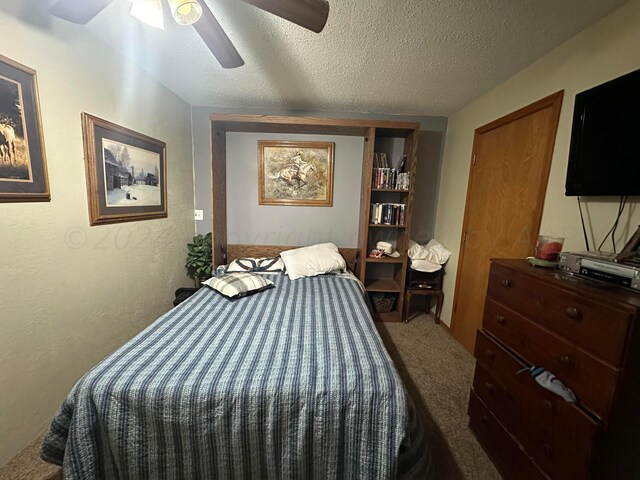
[[129, 0, 164, 30], [167, 0, 203, 25]]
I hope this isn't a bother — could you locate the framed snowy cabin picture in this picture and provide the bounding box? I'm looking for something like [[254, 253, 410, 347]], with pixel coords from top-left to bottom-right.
[[82, 113, 167, 225]]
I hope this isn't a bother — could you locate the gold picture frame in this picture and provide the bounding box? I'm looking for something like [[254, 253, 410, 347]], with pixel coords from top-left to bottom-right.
[[0, 55, 49, 202], [258, 140, 334, 206], [82, 113, 167, 225]]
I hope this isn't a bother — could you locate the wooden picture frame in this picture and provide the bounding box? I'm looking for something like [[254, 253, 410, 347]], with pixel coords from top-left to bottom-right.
[[82, 113, 167, 226], [258, 140, 334, 206], [0, 55, 49, 202]]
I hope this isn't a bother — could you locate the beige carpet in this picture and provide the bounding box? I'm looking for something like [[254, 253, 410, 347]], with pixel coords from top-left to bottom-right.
[[0, 434, 60, 480], [376, 314, 500, 480], [1, 314, 498, 480]]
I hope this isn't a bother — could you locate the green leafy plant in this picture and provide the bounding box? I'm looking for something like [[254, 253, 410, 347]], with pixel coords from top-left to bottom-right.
[[185, 232, 213, 286]]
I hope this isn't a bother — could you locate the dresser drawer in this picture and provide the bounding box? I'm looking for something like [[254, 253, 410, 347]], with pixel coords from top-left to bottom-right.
[[487, 262, 632, 365], [474, 364, 590, 479], [474, 330, 599, 464], [468, 390, 549, 480], [483, 298, 620, 420]]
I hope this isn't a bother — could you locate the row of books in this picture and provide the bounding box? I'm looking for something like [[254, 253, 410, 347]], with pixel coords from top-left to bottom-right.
[[374, 153, 407, 171], [372, 168, 411, 190], [370, 203, 406, 225], [373, 152, 390, 168]]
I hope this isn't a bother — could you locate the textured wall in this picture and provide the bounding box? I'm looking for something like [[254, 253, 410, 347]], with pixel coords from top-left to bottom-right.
[[0, 12, 194, 466], [413, 130, 446, 244], [226, 132, 364, 247], [192, 107, 447, 248], [434, 0, 640, 327]]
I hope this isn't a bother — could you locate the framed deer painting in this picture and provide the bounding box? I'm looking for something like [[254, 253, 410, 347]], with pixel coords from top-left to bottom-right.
[[0, 55, 49, 202], [258, 140, 334, 206]]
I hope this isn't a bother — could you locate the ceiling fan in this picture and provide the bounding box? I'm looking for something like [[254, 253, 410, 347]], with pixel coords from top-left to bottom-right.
[[48, 0, 330, 69]]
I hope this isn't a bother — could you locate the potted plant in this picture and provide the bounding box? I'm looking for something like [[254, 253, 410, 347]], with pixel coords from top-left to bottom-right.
[[185, 232, 213, 287]]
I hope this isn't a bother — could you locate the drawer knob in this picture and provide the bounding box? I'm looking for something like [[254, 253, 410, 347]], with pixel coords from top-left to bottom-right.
[[481, 414, 490, 423], [501, 279, 512, 288], [496, 314, 506, 325], [484, 382, 494, 393], [485, 349, 495, 361], [566, 307, 581, 320], [542, 400, 554, 412], [559, 355, 572, 365]]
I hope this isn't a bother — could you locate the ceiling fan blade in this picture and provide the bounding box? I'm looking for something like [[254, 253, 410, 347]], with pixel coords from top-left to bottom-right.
[[193, 2, 244, 69], [241, 0, 329, 33], [48, 0, 114, 24]]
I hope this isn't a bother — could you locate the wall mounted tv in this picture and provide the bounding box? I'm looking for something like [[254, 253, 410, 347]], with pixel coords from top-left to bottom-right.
[[565, 67, 640, 196]]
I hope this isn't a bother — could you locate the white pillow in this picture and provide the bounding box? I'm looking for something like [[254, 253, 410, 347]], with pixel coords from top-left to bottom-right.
[[280, 243, 347, 280], [226, 256, 285, 274], [410, 258, 442, 273], [408, 239, 451, 264], [202, 273, 274, 298], [407, 240, 424, 259]]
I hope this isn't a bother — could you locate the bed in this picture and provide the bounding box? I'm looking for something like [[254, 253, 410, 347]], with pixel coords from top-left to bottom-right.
[[41, 246, 433, 479]]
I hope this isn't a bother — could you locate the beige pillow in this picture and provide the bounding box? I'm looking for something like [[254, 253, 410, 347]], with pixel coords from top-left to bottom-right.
[[280, 243, 347, 280], [202, 273, 274, 298]]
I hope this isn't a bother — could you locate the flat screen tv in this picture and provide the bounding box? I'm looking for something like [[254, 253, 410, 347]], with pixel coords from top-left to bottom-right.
[[565, 67, 640, 196]]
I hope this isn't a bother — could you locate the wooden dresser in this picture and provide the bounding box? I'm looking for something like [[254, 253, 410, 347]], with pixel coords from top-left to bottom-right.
[[469, 258, 640, 479]]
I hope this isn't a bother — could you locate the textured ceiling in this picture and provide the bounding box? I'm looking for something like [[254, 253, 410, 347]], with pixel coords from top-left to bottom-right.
[[55, 0, 631, 115]]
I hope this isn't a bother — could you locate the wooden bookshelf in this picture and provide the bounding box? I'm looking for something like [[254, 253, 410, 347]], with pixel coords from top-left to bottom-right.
[[365, 257, 404, 264], [357, 123, 419, 322], [368, 224, 406, 228], [365, 278, 402, 293], [371, 188, 410, 193]]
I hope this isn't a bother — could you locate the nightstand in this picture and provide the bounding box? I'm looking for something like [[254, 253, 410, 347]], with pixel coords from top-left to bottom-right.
[[403, 267, 444, 323], [173, 287, 200, 307]]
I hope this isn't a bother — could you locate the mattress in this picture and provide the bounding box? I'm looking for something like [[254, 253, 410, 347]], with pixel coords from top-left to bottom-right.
[[41, 273, 432, 479]]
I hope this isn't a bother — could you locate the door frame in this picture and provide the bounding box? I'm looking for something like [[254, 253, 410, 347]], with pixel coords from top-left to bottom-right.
[[450, 91, 564, 347]]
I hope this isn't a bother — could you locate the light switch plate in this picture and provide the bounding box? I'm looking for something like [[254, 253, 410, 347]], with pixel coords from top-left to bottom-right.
[[194, 209, 203, 221]]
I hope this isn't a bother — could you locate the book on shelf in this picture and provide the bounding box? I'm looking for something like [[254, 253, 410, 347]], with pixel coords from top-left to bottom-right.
[[374, 152, 407, 171], [373, 152, 389, 168], [372, 168, 410, 190], [397, 154, 407, 172], [369, 203, 406, 225]]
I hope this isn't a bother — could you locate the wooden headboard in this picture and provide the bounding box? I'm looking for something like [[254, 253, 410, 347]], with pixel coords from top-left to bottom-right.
[[224, 244, 359, 272]]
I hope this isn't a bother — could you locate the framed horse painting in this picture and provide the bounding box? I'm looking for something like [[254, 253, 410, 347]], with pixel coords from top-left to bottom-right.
[[258, 140, 334, 206]]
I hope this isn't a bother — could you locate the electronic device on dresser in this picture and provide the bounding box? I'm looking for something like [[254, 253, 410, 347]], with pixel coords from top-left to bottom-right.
[[468, 259, 640, 479], [559, 251, 640, 291]]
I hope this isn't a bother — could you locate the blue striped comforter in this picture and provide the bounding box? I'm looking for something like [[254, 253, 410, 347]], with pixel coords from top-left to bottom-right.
[[41, 274, 432, 479]]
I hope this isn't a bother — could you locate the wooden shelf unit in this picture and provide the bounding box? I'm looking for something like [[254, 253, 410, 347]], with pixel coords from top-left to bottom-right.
[[365, 257, 404, 264], [371, 188, 410, 193], [209, 114, 419, 322], [365, 278, 403, 293], [357, 125, 419, 322], [368, 224, 406, 228]]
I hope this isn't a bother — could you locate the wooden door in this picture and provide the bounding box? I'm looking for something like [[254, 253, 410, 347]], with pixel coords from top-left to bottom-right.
[[451, 92, 564, 353]]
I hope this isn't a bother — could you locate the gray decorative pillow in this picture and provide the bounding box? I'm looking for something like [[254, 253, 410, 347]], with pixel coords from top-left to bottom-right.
[[202, 273, 274, 299], [226, 256, 285, 274]]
